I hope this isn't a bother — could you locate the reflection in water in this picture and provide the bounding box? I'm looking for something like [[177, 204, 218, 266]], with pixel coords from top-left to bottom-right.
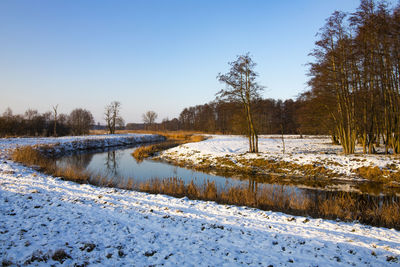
[[248, 179, 258, 194], [57, 146, 246, 190], [58, 153, 94, 170], [56, 146, 399, 202], [105, 150, 120, 177]]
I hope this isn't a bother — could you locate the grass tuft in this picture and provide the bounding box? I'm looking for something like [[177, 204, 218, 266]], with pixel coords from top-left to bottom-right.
[[132, 133, 206, 161]]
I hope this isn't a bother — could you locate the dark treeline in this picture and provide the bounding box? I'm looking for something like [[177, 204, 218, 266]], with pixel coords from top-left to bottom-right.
[[159, 99, 303, 135], [0, 107, 94, 137]]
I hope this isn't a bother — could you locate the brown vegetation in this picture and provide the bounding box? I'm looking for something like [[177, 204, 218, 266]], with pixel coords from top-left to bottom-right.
[[12, 146, 90, 184], [132, 141, 183, 162], [355, 166, 400, 183], [160, 154, 338, 186], [131, 132, 206, 161]]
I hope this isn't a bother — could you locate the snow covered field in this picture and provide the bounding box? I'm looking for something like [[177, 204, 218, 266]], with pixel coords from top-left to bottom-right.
[[160, 135, 400, 179], [1, 134, 400, 266]]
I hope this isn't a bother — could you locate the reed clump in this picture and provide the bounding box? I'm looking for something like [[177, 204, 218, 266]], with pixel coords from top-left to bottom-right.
[[132, 141, 182, 162], [12, 146, 47, 167], [128, 177, 400, 229], [355, 166, 400, 185], [132, 133, 206, 161], [12, 146, 90, 184]]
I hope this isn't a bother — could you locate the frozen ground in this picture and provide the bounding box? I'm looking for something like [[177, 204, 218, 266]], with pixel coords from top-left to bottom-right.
[[1, 135, 400, 266], [0, 134, 164, 159], [160, 135, 400, 178]]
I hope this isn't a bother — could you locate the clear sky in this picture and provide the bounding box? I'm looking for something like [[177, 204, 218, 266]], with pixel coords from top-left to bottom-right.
[[0, 0, 397, 123]]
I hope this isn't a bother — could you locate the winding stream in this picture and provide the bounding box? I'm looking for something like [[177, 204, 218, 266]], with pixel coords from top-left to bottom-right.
[[56, 144, 400, 205]]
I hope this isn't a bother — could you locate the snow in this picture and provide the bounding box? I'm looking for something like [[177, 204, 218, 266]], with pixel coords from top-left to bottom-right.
[[0, 134, 165, 159], [161, 135, 400, 178], [1, 135, 400, 266]]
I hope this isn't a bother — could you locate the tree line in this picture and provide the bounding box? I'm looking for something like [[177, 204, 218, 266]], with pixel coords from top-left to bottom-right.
[[0, 107, 94, 137], [304, 0, 400, 154], [164, 99, 299, 136]]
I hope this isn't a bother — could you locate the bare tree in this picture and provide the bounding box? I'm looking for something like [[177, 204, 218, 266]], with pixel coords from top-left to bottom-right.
[[306, 1, 400, 154], [217, 53, 263, 153], [52, 105, 58, 137], [3, 107, 13, 118], [104, 101, 124, 134], [142, 110, 158, 130], [24, 109, 39, 121], [68, 108, 94, 135]]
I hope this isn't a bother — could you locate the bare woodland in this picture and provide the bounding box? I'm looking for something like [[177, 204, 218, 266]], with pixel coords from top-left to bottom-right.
[[0, 107, 94, 136], [306, 0, 400, 154]]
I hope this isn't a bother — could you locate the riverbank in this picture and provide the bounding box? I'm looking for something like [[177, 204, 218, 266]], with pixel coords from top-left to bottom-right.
[[158, 135, 400, 186], [0, 134, 165, 159]]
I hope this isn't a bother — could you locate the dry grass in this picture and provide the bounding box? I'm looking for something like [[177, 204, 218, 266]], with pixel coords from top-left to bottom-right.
[[11, 145, 400, 229], [90, 129, 203, 138], [130, 177, 400, 229], [12, 146, 91, 184], [12, 146, 47, 167], [162, 155, 337, 189], [132, 141, 183, 162], [144, 130, 207, 142], [131, 132, 206, 161], [165, 153, 400, 188], [355, 166, 400, 183]]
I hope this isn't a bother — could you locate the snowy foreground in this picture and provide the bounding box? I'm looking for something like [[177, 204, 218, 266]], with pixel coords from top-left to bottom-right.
[[161, 135, 400, 178], [1, 135, 400, 266]]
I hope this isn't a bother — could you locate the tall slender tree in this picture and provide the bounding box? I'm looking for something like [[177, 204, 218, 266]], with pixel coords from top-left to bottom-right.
[[217, 53, 263, 153], [52, 105, 58, 137]]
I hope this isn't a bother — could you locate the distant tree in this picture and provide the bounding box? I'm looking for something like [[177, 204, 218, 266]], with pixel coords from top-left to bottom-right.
[[217, 53, 263, 153], [52, 105, 58, 137], [68, 108, 94, 135], [24, 108, 47, 136], [142, 110, 158, 130], [3, 107, 13, 118], [24, 109, 39, 121], [0, 108, 14, 136], [104, 101, 124, 134], [56, 113, 71, 136]]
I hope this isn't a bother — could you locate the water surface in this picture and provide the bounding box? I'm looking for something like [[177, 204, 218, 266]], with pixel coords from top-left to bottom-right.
[[56, 145, 246, 190], [56, 145, 399, 202]]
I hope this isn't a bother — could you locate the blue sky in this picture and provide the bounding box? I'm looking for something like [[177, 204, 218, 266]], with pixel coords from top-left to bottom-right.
[[0, 0, 396, 123]]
